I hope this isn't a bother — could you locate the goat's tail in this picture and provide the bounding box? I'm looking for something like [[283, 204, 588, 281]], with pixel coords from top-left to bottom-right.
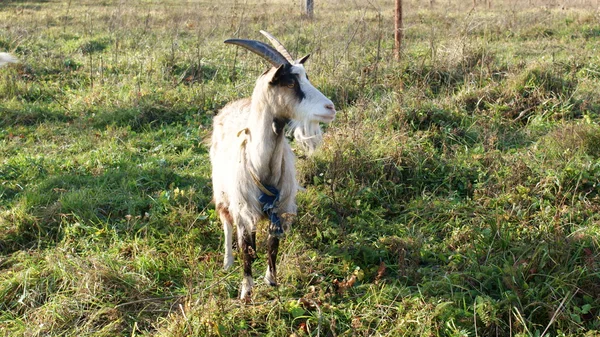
[[0, 53, 18, 67]]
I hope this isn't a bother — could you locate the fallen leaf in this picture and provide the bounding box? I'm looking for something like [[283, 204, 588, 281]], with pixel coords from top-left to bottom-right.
[[298, 297, 320, 310], [375, 261, 386, 284], [334, 274, 357, 295]]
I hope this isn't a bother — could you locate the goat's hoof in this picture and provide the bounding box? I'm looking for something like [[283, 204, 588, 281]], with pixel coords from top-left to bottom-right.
[[264, 273, 277, 287], [240, 291, 252, 303], [240, 290, 252, 303], [223, 256, 234, 270], [240, 276, 253, 301]]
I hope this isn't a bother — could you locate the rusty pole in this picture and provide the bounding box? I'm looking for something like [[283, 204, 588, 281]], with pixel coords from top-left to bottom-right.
[[394, 0, 403, 60]]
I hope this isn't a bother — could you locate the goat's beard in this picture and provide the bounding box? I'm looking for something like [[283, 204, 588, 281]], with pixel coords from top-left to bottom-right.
[[289, 120, 323, 154]]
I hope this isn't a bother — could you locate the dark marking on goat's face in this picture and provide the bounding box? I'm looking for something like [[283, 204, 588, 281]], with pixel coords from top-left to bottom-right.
[[269, 64, 306, 101], [261, 62, 335, 125]]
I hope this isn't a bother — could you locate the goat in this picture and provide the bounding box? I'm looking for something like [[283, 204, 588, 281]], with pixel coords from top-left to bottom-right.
[[0, 53, 18, 67], [210, 31, 336, 300]]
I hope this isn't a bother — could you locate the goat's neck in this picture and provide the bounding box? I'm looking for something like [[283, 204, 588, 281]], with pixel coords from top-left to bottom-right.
[[245, 100, 287, 186]]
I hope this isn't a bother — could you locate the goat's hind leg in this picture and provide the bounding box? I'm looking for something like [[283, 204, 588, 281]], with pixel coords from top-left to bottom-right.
[[239, 228, 257, 300], [217, 204, 234, 270]]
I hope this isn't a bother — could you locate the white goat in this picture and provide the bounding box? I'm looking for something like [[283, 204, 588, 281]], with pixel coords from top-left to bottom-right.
[[211, 31, 336, 300], [0, 53, 18, 67]]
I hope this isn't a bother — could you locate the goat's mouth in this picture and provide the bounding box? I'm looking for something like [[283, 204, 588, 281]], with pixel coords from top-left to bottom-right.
[[314, 113, 336, 123]]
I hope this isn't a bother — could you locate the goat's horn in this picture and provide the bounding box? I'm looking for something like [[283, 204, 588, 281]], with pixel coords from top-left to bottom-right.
[[224, 39, 289, 67], [259, 30, 295, 64]]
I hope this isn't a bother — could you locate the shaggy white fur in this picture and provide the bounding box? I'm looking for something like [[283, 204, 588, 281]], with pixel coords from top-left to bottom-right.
[[210, 54, 335, 300], [0, 53, 18, 67]]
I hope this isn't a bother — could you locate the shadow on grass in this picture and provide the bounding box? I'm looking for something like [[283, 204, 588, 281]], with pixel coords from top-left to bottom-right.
[[293, 190, 600, 335], [291, 121, 600, 334], [88, 101, 214, 130], [0, 104, 75, 126], [0, 158, 220, 336], [0, 102, 212, 130], [0, 0, 49, 9], [0, 163, 212, 255]]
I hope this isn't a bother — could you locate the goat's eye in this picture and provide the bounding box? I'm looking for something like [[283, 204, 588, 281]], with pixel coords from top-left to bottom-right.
[[287, 83, 295, 89]]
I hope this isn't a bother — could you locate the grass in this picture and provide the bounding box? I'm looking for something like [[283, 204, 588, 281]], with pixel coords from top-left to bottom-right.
[[1, 0, 600, 336]]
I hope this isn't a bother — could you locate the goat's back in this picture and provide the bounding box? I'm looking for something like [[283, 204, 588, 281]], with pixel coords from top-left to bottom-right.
[[211, 98, 252, 145], [210, 98, 253, 208]]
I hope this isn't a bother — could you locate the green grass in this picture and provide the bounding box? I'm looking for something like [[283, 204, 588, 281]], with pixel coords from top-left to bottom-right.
[[1, 0, 600, 336]]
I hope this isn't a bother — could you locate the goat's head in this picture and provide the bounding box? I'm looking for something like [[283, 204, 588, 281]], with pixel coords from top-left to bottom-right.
[[225, 31, 336, 152]]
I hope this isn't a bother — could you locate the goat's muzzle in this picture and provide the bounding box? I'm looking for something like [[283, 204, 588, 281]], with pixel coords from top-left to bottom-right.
[[316, 104, 336, 123]]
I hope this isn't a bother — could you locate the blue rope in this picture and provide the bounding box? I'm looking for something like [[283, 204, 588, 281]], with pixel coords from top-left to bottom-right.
[[258, 185, 284, 237]]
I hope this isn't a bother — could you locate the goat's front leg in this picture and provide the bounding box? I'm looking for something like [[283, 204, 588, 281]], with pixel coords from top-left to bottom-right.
[[240, 230, 257, 300], [265, 235, 279, 286], [265, 213, 294, 286]]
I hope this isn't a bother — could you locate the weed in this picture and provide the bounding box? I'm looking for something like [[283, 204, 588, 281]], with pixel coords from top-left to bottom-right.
[[1, 1, 600, 336]]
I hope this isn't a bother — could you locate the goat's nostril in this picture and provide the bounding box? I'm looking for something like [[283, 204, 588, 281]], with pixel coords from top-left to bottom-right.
[[325, 104, 335, 111]]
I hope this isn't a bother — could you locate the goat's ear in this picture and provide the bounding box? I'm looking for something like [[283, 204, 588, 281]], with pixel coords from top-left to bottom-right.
[[297, 54, 310, 64], [269, 64, 286, 85]]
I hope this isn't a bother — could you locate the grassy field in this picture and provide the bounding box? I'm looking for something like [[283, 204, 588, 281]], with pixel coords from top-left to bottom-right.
[[1, 0, 600, 336]]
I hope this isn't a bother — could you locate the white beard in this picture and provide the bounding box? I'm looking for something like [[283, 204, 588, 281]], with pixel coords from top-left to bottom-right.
[[289, 120, 323, 154]]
